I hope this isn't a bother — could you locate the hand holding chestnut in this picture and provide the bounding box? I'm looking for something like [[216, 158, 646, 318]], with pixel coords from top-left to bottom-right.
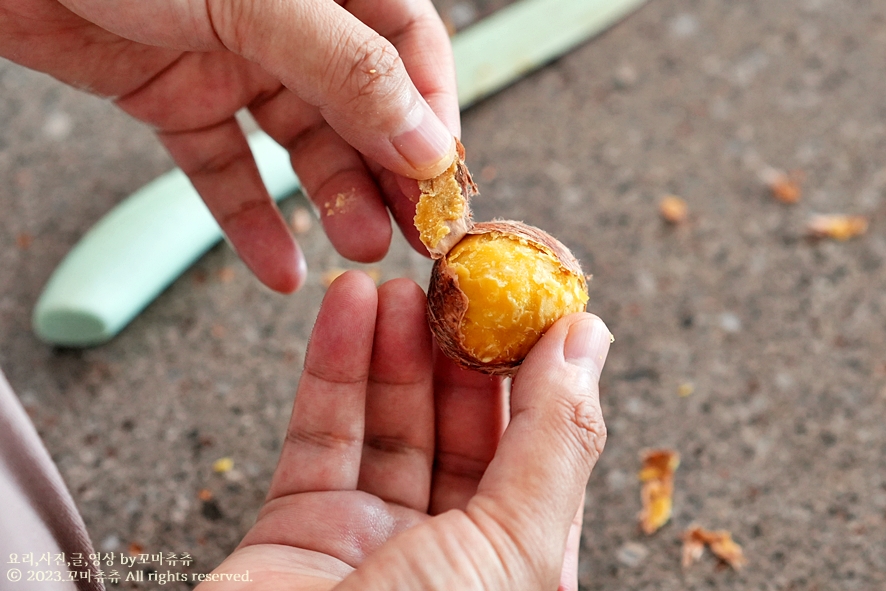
[[196, 271, 611, 591], [416, 141, 591, 375]]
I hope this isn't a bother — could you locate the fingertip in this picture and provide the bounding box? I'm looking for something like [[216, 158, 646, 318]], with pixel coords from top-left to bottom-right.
[[327, 268, 379, 297], [516, 313, 610, 388], [372, 277, 433, 376], [308, 172, 393, 264], [267, 240, 308, 294], [251, 252, 304, 293], [376, 278, 429, 337], [507, 313, 609, 468], [562, 314, 612, 378], [377, 276, 424, 300], [392, 101, 456, 179], [327, 221, 392, 264], [223, 205, 306, 293], [312, 270, 379, 349]]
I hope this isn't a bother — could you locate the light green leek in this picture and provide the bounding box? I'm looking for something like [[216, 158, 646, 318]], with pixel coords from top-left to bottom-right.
[[32, 0, 648, 346]]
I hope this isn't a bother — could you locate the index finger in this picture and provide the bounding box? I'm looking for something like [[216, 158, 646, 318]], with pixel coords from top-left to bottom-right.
[[209, 0, 456, 179]]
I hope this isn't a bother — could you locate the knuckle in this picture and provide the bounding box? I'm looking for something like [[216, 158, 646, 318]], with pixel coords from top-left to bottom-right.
[[435, 450, 490, 482], [285, 425, 359, 451], [161, 134, 251, 179], [330, 35, 406, 112], [364, 434, 421, 457], [187, 145, 246, 178], [207, 0, 252, 54], [557, 396, 607, 465]]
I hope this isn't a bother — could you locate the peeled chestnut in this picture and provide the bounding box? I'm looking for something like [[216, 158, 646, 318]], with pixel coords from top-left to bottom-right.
[[427, 221, 588, 374], [415, 141, 590, 375]]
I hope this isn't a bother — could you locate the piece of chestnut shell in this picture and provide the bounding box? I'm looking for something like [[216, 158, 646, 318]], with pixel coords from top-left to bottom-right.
[[427, 220, 589, 375]]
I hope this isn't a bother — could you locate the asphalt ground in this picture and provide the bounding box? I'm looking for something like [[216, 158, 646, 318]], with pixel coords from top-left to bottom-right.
[[2, 0, 885, 589]]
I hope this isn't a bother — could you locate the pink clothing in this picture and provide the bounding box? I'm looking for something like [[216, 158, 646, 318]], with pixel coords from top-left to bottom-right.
[[0, 370, 103, 591]]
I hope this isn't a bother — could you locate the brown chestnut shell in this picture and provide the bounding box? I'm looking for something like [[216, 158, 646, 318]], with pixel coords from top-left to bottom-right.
[[426, 220, 588, 376]]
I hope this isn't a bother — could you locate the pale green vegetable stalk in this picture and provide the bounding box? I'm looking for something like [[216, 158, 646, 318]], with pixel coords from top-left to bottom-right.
[[454, 0, 648, 107], [32, 0, 648, 347]]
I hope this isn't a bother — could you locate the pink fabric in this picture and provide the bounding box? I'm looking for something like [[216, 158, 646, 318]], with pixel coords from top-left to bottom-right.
[[0, 369, 103, 591]]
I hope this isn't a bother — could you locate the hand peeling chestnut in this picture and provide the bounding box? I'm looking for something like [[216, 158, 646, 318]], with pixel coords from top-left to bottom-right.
[[415, 141, 589, 375]]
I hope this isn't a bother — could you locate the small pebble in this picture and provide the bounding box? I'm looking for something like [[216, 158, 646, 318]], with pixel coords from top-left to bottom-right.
[[290, 206, 313, 234], [616, 542, 650, 567], [678, 382, 695, 397], [201, 499, 224, 521], [659, 195, 688, 224], [15, 233, 33, 250], [217, 266, 236, 283], [212, 457, 234, 473], [606, 469, 630, 492], [668, 13, 699, 38], [448, 2, 478, 30], [775, 372, 795, 390], [719, 312, 742, 333], [613, 64, 639, 89], [100, 534, 121, 552], [321, 268, 346, 288], [42, 111, 73, 140], [124, 499, 141, 516]]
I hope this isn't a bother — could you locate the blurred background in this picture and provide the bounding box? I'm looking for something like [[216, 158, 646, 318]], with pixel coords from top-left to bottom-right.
[[1, 0, 885, 588]]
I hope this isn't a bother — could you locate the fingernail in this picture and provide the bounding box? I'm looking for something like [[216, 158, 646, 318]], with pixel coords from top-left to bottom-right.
[[564, 317, 611, 374], [392, 100, 455, 178]]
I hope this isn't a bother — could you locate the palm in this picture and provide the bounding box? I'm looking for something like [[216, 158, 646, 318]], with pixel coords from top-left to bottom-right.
[[214, 493, 429, 590], [197, 272, 609, 591], [202, 273, 509, 589]]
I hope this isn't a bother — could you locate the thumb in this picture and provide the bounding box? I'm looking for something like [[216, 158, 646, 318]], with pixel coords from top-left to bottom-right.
[[210, 0, 457, 179], [469, 313, 611, 589]]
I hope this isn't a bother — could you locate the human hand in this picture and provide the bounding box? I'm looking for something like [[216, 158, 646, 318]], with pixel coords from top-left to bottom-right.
[[196, 271, 611, 591], [0, 0, 458, 292]]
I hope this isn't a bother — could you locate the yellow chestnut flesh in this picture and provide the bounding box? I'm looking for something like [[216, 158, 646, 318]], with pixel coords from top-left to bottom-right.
[[414, 140, 477, 259], [427, 221, 589, 375], [415, 141, 590, 375], [414, 157, 468, 251], [448, 231, 588, 363]]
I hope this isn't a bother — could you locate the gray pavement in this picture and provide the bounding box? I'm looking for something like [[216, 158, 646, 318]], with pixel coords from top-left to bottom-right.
[[2, 0, 885, 589]]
